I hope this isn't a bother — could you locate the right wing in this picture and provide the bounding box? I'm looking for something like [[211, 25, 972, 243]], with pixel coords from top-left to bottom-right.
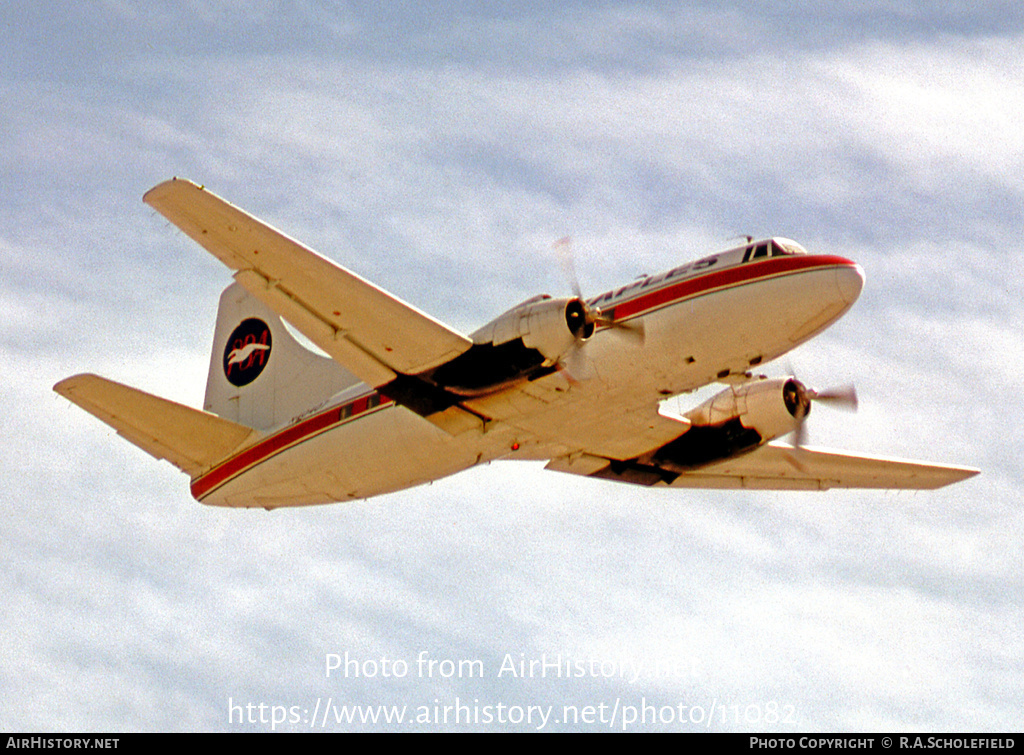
[[664, 442, 980, 490], [552, 441, 979, 490], [143, 178, 473, 388]]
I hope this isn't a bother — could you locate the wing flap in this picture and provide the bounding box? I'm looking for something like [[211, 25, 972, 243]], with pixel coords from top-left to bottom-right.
[[143, 178, 472, 385], [500, 393, 693, 462], [54, 374, 254, 478]]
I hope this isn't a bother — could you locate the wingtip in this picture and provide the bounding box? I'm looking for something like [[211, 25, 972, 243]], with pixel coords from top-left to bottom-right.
[[914, 462, 980, 489], [142, 177, 203, 206], [54, 373, 89, 396], [958, 466, 982, 481]]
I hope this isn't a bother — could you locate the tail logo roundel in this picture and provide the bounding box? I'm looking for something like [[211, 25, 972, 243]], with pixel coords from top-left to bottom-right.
[[224, 318, 272, 386]]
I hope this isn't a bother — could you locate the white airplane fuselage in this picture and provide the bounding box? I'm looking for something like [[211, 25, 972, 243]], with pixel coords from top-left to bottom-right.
[[193, 239, 864, 507]]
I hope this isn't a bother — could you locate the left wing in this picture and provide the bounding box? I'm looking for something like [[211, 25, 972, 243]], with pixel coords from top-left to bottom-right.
[[551, 441, 979, 490], [143, 178, 473, 388]]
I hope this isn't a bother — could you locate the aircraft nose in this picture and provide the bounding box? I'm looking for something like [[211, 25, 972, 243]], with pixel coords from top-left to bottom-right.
[[836, 262, 865, 305]]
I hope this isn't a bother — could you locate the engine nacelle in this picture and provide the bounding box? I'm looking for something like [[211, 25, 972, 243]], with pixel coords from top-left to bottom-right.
[[470, 295, 591, 365], [649, 377, 809, 470], [684, 377, 807, 439], [427, 295, 592, 395]]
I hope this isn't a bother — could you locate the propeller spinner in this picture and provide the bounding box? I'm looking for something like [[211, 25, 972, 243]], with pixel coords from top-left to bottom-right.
[[783, 377, 859, 469]]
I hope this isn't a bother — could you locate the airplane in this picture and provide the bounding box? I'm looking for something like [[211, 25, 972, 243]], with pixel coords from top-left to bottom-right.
[[53, 178, 979, 508]]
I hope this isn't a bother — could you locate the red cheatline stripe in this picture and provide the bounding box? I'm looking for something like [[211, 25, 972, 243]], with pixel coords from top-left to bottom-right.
[[191, 394, 391, 500], [608, 255, 855, 322]]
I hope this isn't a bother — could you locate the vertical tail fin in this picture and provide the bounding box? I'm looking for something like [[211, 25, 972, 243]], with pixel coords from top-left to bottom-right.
[[205, 282, 361, 429]]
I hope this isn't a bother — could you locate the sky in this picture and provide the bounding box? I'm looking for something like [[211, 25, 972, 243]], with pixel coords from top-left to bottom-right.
[[2, 1, 1022, 732]]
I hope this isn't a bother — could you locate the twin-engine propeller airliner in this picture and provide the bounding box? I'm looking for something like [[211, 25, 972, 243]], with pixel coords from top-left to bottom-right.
[[54, 179, 978, 507]]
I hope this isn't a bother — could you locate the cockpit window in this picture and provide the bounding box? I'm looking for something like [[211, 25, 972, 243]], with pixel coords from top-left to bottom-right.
[[743, 238, 808, 262], [775, 238, 808, 256]]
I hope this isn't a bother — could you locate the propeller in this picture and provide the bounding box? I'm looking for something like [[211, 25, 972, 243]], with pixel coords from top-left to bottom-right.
[[552, 236, 648, 384], [553, 236, 645, 344], [784, 377, 858, 470]]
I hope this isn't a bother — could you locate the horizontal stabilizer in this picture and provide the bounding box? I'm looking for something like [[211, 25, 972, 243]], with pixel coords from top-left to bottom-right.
[[54, 374, 254, 478], [143, 178, 473, 386]]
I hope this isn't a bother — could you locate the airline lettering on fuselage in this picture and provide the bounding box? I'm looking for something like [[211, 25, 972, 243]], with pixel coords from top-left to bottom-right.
[[591, 256, 719, 307], [224, 318, 272, 386]]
